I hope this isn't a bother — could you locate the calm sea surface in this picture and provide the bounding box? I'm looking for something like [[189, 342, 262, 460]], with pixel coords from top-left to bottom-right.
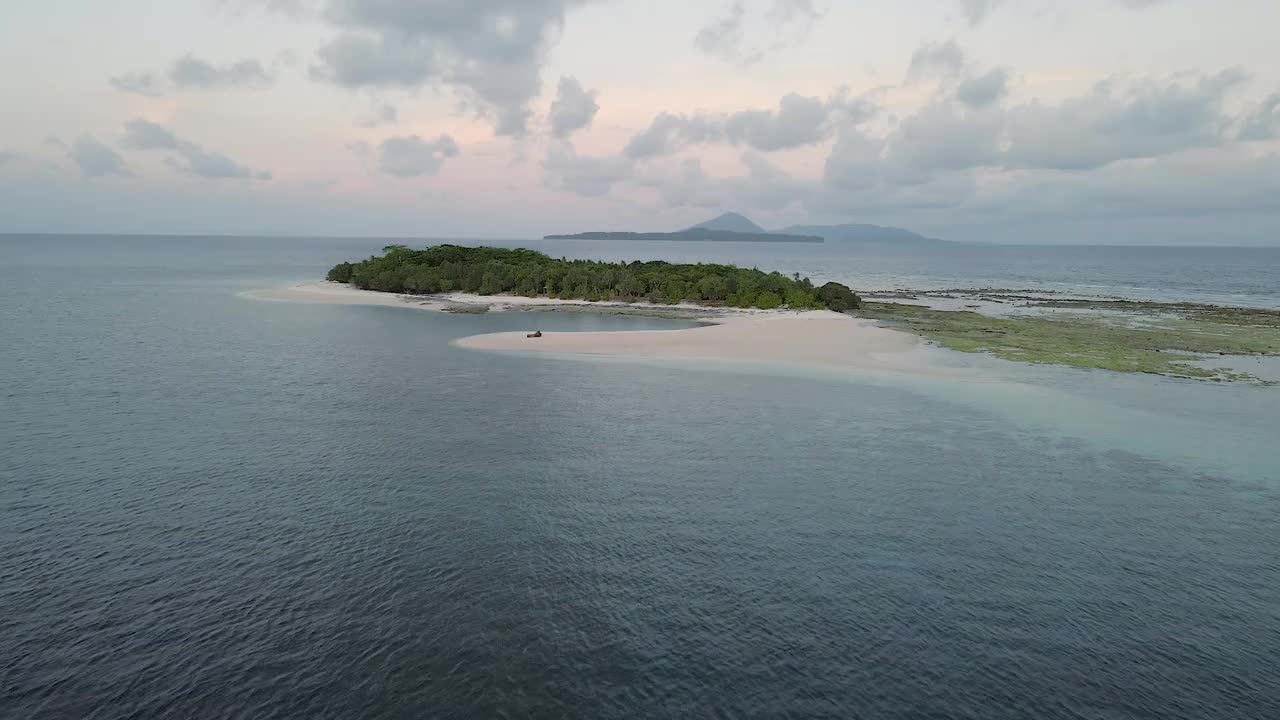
[[2, 235, 1278, 719]]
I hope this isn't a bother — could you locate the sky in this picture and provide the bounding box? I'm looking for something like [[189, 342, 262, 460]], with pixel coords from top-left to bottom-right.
[[1, 0, 1279, 244]]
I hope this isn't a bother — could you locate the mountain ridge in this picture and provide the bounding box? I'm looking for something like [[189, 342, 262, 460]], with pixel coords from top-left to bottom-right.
[[687, 212, 766, 234], [779, 223, 947, 245], [691, 212, 947, 244]]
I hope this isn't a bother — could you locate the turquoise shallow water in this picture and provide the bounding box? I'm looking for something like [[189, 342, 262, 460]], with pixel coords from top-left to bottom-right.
[[2, 235, 1278, 719]]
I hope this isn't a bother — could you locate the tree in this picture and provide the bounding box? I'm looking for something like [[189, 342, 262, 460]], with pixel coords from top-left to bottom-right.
[[326, 262, 354, 283], [331, 244, 852, 312], [697, 275, 729, 303], [785, 289, 818, 309], [755, 291, 782, 309], [817, 282, 861, 312], [369, 269, 405, 292]]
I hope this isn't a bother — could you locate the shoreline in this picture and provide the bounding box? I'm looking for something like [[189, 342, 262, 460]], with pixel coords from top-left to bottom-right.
[[250, 282, 940, 376], [249, 281, 839, 320], [452, 313, 941, 376], [252, 281, 1279, 383]]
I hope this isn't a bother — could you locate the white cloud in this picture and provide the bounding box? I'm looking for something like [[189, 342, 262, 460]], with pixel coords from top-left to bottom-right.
[[624, 90, 878, 158], [110, 54, 271, 96], [378, 134, 460, 177], [907, 39, 967, 81], [549, 76, 599, 138], [1003, 69, 1248, 170], [956, 68, 1010, 108], [171, 55, 270, 89], [1238, 93, 1280, 141], [358, 103, 399, 128], [958, 0, 1176, 26], [68, 137, 131, 178], [542, 140, 634, 196], [122, 119, 271, 179], [694, 1, 750, 63], [109, 73, 165, 97], [695, 0, 826, 65], [311, 0, 593, 136]]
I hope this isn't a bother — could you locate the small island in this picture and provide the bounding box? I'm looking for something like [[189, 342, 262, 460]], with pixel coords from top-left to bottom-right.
[[307, 244, 1280, 384], [326, 244, 860, 311]]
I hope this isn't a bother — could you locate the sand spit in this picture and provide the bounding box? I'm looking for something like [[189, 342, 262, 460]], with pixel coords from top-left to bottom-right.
[[253, 282, 940, 375]]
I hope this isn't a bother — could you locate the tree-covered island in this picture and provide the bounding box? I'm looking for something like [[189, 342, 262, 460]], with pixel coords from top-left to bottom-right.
[[327, 244, 861, 311]]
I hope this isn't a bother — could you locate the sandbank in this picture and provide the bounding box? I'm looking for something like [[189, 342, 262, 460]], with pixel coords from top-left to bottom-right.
[[249, 281, 450, 308], [252, 282, 940, 375], [454, 313, 940, 375]]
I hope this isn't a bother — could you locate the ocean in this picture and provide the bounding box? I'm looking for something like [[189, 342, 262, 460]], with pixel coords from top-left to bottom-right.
[[2, 234, 1278, 719]]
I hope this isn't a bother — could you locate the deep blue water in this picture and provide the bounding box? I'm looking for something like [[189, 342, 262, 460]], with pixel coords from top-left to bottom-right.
[[2, 235, 1278, 719]]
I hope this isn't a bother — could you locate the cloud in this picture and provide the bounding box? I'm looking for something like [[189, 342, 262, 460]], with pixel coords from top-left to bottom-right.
[[848, 67, 1249, 179], [694, 0, 825, 65], [0, 150, 17, 167], [172, 148, 272, 180], [122, 119, 181, 150], [358, 103, 399, 128], [720, 152, 814, 210], [377, 134, 460, 177], [819, 123, 986, 214], [767, 0, 825, 25], [111, 54, 272, 95], [549, 76, 599, 138], [624, 112, 725, 158], [170, 54, 271, 89], [624, 90, 877, 158], [635, 152, 813, 211], [311, 0, 591, 136], [792, 67, 1270, 224], [542, 140, 634, 196], [213, 0, 323, 17], [909, 39, 1009, 109], [694, 1, 750, 63], [68, 137, 131, 178], [907, 39, 966, 81], [964, 149, 1280, 225], [312, 32, 434, 87], [957, 0, 1000, 26], [724, 93, 831, 151], [823, 128, 884, 191], [121, 119, 271, 179], [886, 102, 1005, 176], [955, 68, 1009, 108], [800, 69, 1278, 231], [109, 73, 165, 97], [1238, 93, 1280, 141], [1003, 69, 1248, 170], [959, 0, 1174, 26]]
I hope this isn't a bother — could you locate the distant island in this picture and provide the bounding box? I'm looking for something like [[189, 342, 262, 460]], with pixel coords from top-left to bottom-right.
[[543, 228, 824, 243], [690, 211, 769, 233], [327, 244, 861, 311], [545, 211, 948, 245], [780, 223, 947, 245]]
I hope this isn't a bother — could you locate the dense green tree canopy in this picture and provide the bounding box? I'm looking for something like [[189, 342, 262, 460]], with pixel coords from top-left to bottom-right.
[[328, 245, 860, 311], [817, 282, 861, 312]]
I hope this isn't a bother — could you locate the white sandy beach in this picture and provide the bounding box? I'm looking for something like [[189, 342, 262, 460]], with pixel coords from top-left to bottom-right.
[[252, 281, 839, 316], [454, 313, 930, 374], [250, 281, 449, 308], [252, 281, 934, 374]]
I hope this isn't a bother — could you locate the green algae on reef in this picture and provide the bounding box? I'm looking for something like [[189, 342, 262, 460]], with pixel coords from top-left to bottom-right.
[[855, 301, 1280, 383]]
